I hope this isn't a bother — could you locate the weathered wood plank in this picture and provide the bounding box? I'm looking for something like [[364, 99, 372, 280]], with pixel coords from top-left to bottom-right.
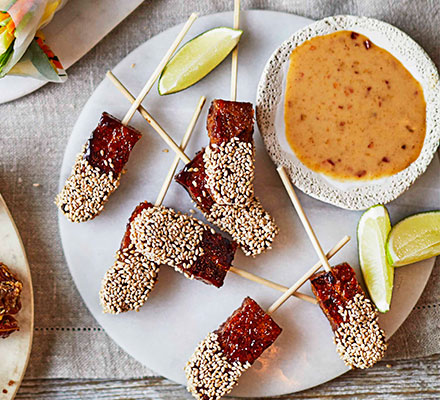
[[15, 354, 440, 399]]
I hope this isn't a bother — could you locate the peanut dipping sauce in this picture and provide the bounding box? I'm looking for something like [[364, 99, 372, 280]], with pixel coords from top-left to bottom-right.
[[284, 31, 426, 180]]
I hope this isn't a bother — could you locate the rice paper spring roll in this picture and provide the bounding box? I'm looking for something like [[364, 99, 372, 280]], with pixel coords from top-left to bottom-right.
[[0, 0, 67, 79], [8, 31, 66, 81]]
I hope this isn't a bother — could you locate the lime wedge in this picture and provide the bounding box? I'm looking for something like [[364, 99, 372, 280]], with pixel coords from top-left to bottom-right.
[[357, 205, 393, 312], [386, 211, 440, 267], [158, 27, 243, 95]]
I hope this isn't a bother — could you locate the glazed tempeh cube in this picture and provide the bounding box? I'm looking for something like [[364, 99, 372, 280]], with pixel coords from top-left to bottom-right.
[[185, 297, 282, 400], [205, 100, 255, 206], [56, 112, 142, 223], [310, 263, 387, 369], [215, 296, 282, 365], [175, 150, 214, 214], [206, 99, 254, 146]]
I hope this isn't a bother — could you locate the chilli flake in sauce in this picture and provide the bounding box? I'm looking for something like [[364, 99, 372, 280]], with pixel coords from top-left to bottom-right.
[[284, 31, 426, 180]]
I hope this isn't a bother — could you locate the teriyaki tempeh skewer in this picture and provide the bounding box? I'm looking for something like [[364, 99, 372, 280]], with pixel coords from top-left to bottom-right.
[[185, 296, 282, 400], [277, 166, 387, 369], [176, 99, 279, 256], [185, 226, 335, 400], [56, 14, 197, 222], [174, 5, 278, 256]]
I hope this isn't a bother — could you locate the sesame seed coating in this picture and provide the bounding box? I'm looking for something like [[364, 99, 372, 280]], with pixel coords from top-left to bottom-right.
[[55, 146, 120, 223], [129, 206, 206, 277], [334, 293, 387, 369], [99, 248, 159, 314], [185, 332, 250, 400], [208, 198, 279, 257], [203, 137, 255, 206]]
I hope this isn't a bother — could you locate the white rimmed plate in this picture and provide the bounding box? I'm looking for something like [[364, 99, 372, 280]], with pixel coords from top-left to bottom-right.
[[58, 11, 440, 397], [256, 15, 440, 210], [0, 194, 34, 400]]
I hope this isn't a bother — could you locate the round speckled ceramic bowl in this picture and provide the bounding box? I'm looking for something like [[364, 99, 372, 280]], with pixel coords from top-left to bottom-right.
[[256, 15, 440, 210]]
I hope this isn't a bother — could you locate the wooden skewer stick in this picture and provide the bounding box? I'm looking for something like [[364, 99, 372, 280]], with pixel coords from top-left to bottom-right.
[[229, 267, 317, 304], [106, 71, 191, 164], [267, 235, 350, 314], [155, 96, 206, 206], [121, 13, 198, 126], [277, 166, 333, 273], [230, 0, 240, 101]]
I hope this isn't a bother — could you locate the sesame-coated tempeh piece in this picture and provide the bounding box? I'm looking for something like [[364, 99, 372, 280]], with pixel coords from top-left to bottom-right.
[[129, 203, 237, 288], [0, 262, 22, 339], [176, 150, 278, 257], [204, 137, 255, 206], [100, 202, 160, 314], [310, 263, 387, 369], [176, 99, 279, 256], [56, 112, 142, 223], [185, 297, 282, 400]]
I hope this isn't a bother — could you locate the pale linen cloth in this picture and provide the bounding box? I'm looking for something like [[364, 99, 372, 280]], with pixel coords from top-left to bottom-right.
[[0, 0, 439, 379]]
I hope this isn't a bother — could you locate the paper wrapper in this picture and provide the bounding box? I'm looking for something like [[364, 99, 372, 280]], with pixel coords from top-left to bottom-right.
[[0, 0, 67, 81]]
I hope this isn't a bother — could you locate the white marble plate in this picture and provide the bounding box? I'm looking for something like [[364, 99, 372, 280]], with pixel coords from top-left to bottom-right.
[[0, 0, 144, 104], [0, 194, 34, 400], [58, 11, 439, 397], [256, 15, 440, 210]]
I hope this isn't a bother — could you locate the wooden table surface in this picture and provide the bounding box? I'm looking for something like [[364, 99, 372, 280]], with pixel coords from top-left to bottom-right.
[[16, 353, 440, 399]]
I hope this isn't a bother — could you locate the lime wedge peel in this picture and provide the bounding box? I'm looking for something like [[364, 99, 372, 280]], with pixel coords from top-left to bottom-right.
[[158, 27, 243, 95], [358, 205, 393, 313], [386, 211, 440, 267]]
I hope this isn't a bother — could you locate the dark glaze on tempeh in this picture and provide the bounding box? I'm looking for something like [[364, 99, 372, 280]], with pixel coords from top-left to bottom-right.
[[175, 150, 214, 214], [206, 99, 254, 146], [56, 112, 142, 223], [215, 297, 282, 365], [85, 112, 142, 176], [120, 201, 152, 251], [310, 263, 364, 330]]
